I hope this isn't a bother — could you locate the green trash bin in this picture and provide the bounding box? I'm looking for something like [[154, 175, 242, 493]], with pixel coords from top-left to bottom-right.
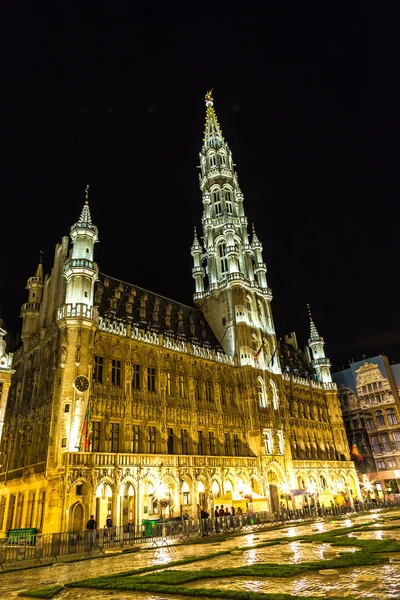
[[142, 519, 158, 537]]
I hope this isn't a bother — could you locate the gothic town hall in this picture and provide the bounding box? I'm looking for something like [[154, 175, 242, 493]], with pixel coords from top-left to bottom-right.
[[0, 92, 360, 534]]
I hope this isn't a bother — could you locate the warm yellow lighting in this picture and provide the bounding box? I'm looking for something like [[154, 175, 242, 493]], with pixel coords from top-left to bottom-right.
[[281, 482, 291, 495]]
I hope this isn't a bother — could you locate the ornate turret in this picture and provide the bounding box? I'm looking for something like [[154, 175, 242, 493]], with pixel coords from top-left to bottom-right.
[[64, 186, 99, 314], [307, 304, 332, 383], [20, 252, 44, 342], [193, 92, 279, 371]]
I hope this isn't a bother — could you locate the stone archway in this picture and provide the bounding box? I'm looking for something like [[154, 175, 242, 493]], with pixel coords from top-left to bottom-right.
[[120, 482, 135, 526], [71, 502, 84, 532], [268, 470, 280, 513]]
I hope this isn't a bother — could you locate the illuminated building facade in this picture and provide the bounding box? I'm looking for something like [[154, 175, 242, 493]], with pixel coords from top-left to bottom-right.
[[0, 94, 360, 535], [333, 356, 400, 498]]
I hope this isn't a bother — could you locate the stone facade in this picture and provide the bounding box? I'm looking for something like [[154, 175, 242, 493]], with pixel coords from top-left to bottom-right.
[[0, 94, 360, 535]]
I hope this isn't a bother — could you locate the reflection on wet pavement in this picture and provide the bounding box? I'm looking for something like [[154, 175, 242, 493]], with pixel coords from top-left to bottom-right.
[[1, 509, 400, 599]]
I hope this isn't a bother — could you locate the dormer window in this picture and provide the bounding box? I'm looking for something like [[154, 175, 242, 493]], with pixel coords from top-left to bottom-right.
[[209, 154, 216, 168], [225, 189, 233, 215], [220, 153, 226, 166]]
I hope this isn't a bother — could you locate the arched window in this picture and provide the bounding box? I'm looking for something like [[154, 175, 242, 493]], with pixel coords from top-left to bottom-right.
[[270, 379, 279, 409], [209, 153, 216, 168], [225, 189, 233, 215], [365, 413, 374, 429], [219, 152, 226, 166], [218, 243, 228, 276], [375, 410, 385, 427], [246, 295, 252, 320], [257, 377, 268, 407], [177, 367, 186, 398], [213, 189, 222, 216], [320, 475, 328, 490], [226, 384, 234, 406], [387, 408, 398, 425], [204, 375, 213, 402]]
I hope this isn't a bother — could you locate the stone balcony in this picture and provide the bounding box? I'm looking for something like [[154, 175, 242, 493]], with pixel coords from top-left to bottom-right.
[[292, 459, 354, 470], [62, 451, 260, 470]]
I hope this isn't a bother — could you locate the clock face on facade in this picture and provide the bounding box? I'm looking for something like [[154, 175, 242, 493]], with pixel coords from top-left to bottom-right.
[[75, 375, 89, 392]]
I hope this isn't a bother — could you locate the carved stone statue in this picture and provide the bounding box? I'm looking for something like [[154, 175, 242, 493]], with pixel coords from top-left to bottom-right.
[[60, 344, 67, 368]]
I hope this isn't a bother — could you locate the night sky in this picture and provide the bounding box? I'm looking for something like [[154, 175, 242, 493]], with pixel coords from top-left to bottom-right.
[[1, 4, 399, 368]]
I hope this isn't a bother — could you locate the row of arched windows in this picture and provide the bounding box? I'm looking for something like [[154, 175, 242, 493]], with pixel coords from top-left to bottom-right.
[[211, 187, 234, 217], [201, 150, 231, 174]]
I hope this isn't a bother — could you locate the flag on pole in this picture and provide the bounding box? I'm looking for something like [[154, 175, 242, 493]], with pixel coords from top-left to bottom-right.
[[254, 338, 265, 360], [81, 404, 91, 452], [268, 341, 280, 367], [351, 440, 363, 461]]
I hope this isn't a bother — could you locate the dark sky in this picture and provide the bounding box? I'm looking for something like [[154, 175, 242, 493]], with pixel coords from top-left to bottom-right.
[[1, 3, 399, 368]]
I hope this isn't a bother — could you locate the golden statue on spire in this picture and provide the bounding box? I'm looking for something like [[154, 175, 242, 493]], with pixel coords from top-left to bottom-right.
[[205, 88, 214, 105]]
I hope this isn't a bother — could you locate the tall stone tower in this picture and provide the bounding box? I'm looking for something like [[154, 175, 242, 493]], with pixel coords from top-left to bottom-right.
[[54, 189, 99, 463], [20, 255, 44, 343], [307, 305, 332, 384], [192, 91, 279, 372]]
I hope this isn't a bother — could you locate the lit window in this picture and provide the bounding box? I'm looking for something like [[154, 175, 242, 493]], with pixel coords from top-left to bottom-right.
[[166, 370, 172, 396], [270, 379, 279, 409], [132, 364, 141, 390], [264, 430, 272, 454], [205, 379, 213, 402], [257, 377, 268, 407], [209, 154, 216, 167], [219, 243, 228, 276], [178, 372, 185, 398], [148, 367, 156, 393], [94, 356, 104, 384], [111, 359, 121, 386], [387, 409, 398, 425], [213, 190, 222, 216]]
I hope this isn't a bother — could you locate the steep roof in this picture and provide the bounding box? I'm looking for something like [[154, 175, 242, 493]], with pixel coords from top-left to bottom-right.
[[95, 272, 223, 350]]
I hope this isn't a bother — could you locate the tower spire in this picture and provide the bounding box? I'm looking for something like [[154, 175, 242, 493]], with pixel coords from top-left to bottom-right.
[[35, 251, 44, 279], [78, 184, 92, 224], [307, 303, 319, 340], [307, 304, 332, 383], [193, 92, 278, 371], [203, 90, 225, 149]]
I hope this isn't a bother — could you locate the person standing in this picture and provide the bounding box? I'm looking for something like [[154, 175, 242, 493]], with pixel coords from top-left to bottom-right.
[[86, 514, 97, 548]]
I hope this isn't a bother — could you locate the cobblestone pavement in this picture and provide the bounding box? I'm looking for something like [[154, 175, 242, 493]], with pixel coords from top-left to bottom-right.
[[0, 510, 395, 599]]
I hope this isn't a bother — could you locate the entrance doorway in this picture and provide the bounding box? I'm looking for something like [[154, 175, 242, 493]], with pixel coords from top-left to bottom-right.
[[71, 502, 84, 531], [121, 483, 135, 526], [269, 484, 279, 512]]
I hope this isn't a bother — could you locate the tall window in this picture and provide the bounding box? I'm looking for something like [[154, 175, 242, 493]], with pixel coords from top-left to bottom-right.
[[225, 189, 233, 215], [27, 492, 35, 528], [218, 243, 228, 276], [209, 153, 216, 167], [209, 432, 216, 455], [178, 372, 185, 398], [168, 428, 174, 454], [132, 425, 141, 453], [112, 359, 121, 386], [198, 431, 204, 454], [257, 377, 268, 407], [220, 152, 226, 166], [370, 435, 382, 454], [94, 356, 104, 384], [277, 430, 284, 455], [227, 385, 234, 406], [194, 377, 200, 401], [224, 433, 231, 455], [181, 429, 189, 454], [270, 379, 279, 409], [381, 433, 392, 453], [38, 491, 46, 531], [392, 431, 400, 451], [6, 495, 16, 531], [233, 434, 240, 456], [147, 426, 156, 453], [90, 421, 101, 452], [213, 189, 222, 216], [376, 410, 385, 427], [264, 430, 272, 454], [110, 423, 120, 452], [166, 370, 172, 396], [219, 383, 226, 405], [387, 409, 398, 425], [205, 379, 212, 402], [365, 415, 374, 429], [246, 296, 252, 319], [15, 494, 24, 528], [148, 367, 156, 393], [0, 496, 6, 530], [132, 364, 141, 390]]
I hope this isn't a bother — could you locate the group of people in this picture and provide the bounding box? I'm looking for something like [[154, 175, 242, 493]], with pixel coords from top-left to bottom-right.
[[198, 504, 243, 535]]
